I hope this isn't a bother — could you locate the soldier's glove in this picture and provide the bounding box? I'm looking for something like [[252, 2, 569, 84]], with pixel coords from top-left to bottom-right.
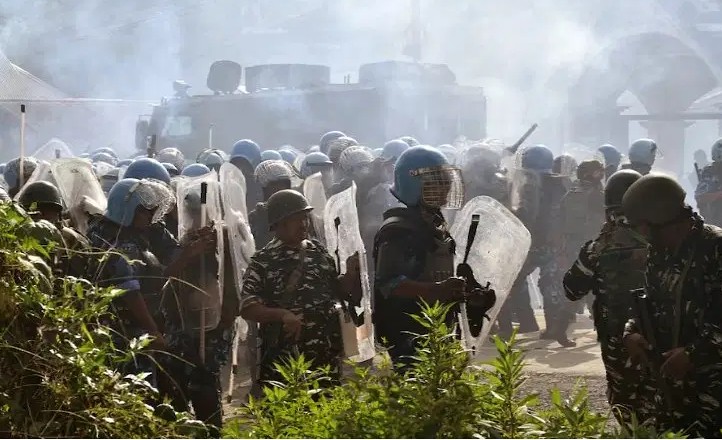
[[456, 263, 481, 289]]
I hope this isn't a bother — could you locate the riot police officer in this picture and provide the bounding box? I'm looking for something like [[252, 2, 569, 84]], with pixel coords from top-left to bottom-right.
[[373, 146, 468, 368], [230, 139, 264, 210], [694, 138, 722, 226], [598, 144, 623, 179], [3, 156, 39, 198], [620, 139, 658, 176]]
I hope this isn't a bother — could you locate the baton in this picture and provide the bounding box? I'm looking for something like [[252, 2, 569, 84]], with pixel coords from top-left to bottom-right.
[[463, 214, 480, 264], [199, 182, 208, 365], [19, 104, 26, 188], [506, 123, 538, 155]]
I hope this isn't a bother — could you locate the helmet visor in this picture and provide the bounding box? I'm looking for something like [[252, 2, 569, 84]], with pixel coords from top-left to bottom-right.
[[417, 165, 464, 209]]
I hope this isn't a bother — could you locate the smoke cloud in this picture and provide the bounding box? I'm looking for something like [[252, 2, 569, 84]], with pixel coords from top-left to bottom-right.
[[0, 0, 717, 160]]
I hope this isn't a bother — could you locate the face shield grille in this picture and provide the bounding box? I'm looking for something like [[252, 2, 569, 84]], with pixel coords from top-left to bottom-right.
[[414, 165, 464, 209], [126, 179, 176, 223]]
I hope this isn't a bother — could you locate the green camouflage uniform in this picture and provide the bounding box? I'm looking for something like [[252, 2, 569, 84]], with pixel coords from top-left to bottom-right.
[[623, 212, 722, 436], [563, 214, 656, 424], [240, 238, 344, 384]]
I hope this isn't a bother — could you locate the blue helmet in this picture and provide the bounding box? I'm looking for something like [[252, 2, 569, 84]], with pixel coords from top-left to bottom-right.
[[299, 152, 333, 178], [711, 138, 722, 162], [123, 157, 171, 184], [382, 139, 410, 161], [4, 156, 39, 188], [400, 136, 420, 147], [105, 178, 173, 227], [161, 162, 180, 176], [521, 145, 554, 173], [261, 150, 283, 162], [319, 131, 346, 155], [181, 163, 211, 177], [307, 145, 320, 153], [391, 146, 463, 209], [230, 139, 262, 167], [92, 147, 118, 159], [157, 147, 185, 171], [198, 149, 226, 170], [278, 149, 297, 164], [597, 144, 622, 167], [628, 138, 658, 166], [91, 151, 117, 166], [117, 159, 134, 167]]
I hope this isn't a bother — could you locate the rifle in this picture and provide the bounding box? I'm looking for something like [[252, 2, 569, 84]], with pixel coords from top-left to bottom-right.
[[504, 123, 538, 155], [694, 162, 701, 181], [631, 287, 676, 412], [456, 214, 496, 340]]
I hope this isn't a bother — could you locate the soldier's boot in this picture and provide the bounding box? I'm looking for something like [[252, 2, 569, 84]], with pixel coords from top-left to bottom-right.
[[511, 281, 539, 333], [553, 306, 576, 348], [539, 312, 555, 340], [189, 371, 223, 430]]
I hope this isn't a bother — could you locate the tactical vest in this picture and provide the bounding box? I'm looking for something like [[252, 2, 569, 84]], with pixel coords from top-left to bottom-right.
[[593, 220, 647, 340], [372, 207, 456, 339]]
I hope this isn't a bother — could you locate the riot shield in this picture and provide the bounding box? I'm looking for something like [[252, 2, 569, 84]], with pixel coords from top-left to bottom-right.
[[450, 196, 531, 357], [324, 183, 375, 362], [51, 158, 107, 235], [13, 161, 56, 203], [303, 172, 327, 245], [31, 138, 75, 161], [175, 171, 225, 331], [508, 167, 541, 227], [219, 162, 255, 311]]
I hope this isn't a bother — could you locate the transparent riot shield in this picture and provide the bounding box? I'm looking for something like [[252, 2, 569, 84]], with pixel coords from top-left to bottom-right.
[[508, 167, 541, 227], [303, 172, 327, 245], [51, 158, 107, 235], [13, 161, 56, 203], [219, 163, 255, 327], [31, 138, 75, 162], [450, 196, 531, 357], [219, 162, 258, 390], [176, 171, 224, 331], [324, 183, 375, 362]]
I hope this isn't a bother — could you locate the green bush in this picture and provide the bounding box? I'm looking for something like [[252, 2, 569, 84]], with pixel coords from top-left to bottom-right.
[[225, 301, 686, 439], [0, 203, 210, 438]]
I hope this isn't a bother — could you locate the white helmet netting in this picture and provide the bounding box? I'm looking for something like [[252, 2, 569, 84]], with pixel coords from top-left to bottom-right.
[[254, 160, 295, 188]]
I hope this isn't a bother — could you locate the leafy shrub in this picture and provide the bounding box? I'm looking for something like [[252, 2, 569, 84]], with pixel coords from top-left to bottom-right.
[[0, 203, 210, 438], [225, 301, 686, 439]]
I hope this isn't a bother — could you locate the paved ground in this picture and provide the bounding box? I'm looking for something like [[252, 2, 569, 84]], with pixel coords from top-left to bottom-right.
[[222, 310, 611, 415]]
